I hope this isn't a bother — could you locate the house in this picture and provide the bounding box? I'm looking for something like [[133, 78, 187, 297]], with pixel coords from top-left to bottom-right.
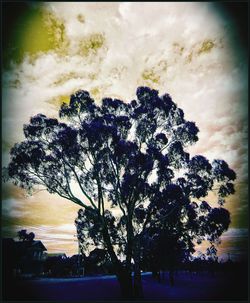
[[44, 253, 70, 277], [15, 240, 47, 260], [46, 253, 67, 259], [2, 238, 47, 277], [15, 240, 47, 276]]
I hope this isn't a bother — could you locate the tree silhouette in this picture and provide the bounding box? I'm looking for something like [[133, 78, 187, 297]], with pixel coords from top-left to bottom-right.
[[17, 229, 35, 242], [17, 230, 28, 241], [4, 87, 236, 298]]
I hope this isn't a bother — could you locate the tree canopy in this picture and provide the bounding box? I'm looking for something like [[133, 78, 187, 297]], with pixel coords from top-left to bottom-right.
[[17, 229, 35, 242], [4, 86, 236, 297]]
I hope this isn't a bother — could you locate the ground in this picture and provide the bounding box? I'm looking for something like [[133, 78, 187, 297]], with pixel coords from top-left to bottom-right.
[[3, 271, 248, 301]]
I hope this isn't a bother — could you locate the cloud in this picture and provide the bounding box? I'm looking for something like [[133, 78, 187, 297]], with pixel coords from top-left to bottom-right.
[[195, 227, 248, 261], [219, 228, 248, 261], [2, 198, 31, 217], [221, 228, 248, 239], [3, 222, 78, 255]]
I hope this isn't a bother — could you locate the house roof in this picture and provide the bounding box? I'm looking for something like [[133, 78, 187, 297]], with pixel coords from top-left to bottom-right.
[[46, 253, 67, 258], [14, 240, 47, 251]]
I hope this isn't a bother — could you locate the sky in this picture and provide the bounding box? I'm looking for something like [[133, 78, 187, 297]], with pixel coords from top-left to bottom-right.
[[2, 2, 248, 259]]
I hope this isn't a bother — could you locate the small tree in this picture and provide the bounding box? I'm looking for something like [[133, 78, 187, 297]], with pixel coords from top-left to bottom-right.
[[4, 87, 236, 298], [17, 229, 35, 242]]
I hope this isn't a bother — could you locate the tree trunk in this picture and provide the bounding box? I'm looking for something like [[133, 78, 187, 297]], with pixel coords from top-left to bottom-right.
[[133, 264, 143, 298], [117, 269, 133, 299], [152, 270, 157, 279], [101, 226, 133, 298], [133, 240, 144, 298], [169, 269, 174, 286], [162, 270, 165, 283], [157, 271, 161, 283]]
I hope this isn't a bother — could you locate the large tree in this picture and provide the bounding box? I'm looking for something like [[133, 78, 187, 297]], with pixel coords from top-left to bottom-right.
[[4, 87, 236, 298]]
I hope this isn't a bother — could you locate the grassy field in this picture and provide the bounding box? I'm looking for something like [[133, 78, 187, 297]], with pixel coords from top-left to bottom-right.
[[3, 270, 248, 301]]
